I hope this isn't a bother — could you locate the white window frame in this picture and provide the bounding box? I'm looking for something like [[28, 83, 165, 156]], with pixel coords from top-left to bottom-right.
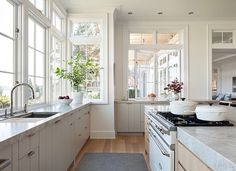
[[123, 25, 188, 100], [68, 14, 108, 104]]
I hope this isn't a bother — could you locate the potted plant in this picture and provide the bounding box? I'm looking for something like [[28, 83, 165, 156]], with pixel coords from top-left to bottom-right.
[[164, 78, 183, 100], [55, 53, 99, 104]]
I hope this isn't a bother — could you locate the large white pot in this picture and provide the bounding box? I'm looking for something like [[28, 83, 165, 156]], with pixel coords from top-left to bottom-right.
[[170, 100, 198, 115], [71, 92, 83, 104], [195, 105, 228, 121]]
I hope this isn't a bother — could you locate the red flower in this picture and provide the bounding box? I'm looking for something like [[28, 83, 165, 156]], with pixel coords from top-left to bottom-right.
[[164, 78, 183, 93]]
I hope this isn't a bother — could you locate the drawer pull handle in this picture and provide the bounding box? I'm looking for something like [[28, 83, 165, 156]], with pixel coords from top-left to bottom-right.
[[85, 126, 88, 129], [77, 117, 81, 120], [70, 113, 74, 116], [70, 123, 73, 126], [27, 133, 35, 137], [54, 119, 61, 124], [27, 151, 35, 157], [78, 134, 82, 136]]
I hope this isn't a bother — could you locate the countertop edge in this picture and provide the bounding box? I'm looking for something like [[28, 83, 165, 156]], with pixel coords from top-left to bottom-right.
[[177, 127, 236, 171], [0, 102, 91, 150]]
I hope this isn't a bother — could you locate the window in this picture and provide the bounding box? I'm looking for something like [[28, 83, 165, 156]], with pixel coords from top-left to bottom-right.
[[157, 32, 180, 45], [69, 17, 107, 103], [29, 0, 45, 14], [212, 31, 234, 44], [130, 33, 153, 45], [128, 31, 183, 99], [50, 37, 63, 101], [52, 10, 62, 32], [28, 17, 46, 104], [0, 0, 16, 109]]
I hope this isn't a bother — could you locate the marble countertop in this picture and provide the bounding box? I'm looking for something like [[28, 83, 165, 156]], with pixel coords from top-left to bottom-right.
[[0, 103, 90, 149], [145, 104, 236, 171], [178, 126, 236, 171]]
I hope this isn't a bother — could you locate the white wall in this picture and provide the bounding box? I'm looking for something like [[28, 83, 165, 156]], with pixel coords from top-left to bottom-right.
[[188, 23, 208, 99], [90, 11, 116, 139]]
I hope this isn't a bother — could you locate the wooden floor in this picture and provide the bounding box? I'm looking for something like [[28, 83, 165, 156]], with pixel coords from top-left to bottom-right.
[[68, 135, 147, 171]]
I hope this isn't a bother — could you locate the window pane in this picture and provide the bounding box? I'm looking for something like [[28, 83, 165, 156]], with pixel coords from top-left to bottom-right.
[[0, 35, 13, 72], [28, 77, 45, 104], [28, 18, 35, 48], [72, 22, 101, 37], [0, 73, 13, 109], [72, 44, 101, 99], [52, 11, 62, 31], [128, 50, 135, 98], [135, 50, 155, 98], [36, 24, 45, 52], [36, 52, 44, 77], [29, 0, 45, 14], [0, 0, 14, 37], [28, 48, 34, 76], [130, 33, 153, 45], [157, 32, 180, 45], [223, 32, 233, 43], [212, 32, 222, 44]]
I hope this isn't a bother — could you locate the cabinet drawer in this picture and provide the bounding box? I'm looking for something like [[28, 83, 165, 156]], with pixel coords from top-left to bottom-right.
[[19, 132, 39, 159], [177, 141, 212, 171]]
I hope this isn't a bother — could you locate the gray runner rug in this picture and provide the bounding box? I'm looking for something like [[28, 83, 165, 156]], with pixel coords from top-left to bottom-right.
[[76, 153, 148, 171]]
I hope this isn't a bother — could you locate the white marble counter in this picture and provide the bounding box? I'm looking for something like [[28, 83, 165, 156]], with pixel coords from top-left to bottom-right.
[[145, 104, 236, 171], [0, 103, 90, 149], [178, 126, 236, 171]]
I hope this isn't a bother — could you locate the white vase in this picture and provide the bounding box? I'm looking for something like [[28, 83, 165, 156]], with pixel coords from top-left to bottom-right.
[[72, 92, 83, 104]]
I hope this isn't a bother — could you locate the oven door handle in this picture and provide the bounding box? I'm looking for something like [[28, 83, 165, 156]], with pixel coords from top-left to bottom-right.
[[152, 132, 170, 157]]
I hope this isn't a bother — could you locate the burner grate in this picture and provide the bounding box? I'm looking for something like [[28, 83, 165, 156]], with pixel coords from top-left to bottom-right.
[[157, 111, 234, 126]]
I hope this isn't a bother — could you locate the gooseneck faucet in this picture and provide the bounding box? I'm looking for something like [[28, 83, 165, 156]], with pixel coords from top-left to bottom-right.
[[10, 83, 35, 116]]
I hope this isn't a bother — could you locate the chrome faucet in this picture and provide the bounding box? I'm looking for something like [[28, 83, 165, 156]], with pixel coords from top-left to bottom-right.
[[10, 83, 35, 116]]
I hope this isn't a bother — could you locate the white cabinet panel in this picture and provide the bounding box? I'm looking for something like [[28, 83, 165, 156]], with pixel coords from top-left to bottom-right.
[[0, 145, 12, 171], [39, 124, 53, 171], [128, 104, 141, 132], [117, 103, 129, 132]]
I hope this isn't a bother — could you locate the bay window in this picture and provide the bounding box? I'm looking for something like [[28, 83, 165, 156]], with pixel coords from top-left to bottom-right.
[[128, 30, 183, 99], [69, 16, 108, 103], [0, 0, 16, 109]]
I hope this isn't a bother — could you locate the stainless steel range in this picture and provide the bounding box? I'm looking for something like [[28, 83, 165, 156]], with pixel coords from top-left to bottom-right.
[[145, 105, 233, 171]]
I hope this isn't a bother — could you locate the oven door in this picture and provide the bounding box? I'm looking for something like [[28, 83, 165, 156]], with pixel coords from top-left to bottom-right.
[[149, 126, 174, 171]]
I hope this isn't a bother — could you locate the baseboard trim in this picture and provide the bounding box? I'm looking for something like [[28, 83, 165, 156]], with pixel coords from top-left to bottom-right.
[[90, 131, 116, 139]]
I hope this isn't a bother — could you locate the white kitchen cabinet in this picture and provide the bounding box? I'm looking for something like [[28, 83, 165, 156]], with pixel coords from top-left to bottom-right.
[[0, 145, 12, 171], [19, 147, 39, 171], [39, 124, 53, 171], [117, 103, 129, 132], [116, 103, 143, 132], [18, 132, 39, 171], [52, 118, 67, 171], [177, 141, 212, 171]]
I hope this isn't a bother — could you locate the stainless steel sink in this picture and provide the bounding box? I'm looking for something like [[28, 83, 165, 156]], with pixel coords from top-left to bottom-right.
[[16, 112, 58, 118]]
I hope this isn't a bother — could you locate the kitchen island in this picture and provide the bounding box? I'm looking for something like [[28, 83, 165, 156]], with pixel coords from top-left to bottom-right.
[[145, 104, 236, 171]]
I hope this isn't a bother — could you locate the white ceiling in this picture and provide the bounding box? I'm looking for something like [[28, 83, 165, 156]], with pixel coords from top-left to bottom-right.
[[58, 0, 236, 21]]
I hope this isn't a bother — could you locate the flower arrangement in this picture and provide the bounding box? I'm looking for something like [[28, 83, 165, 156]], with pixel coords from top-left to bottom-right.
[[164, 78, 183, 94], [148, 92, 156, 97]]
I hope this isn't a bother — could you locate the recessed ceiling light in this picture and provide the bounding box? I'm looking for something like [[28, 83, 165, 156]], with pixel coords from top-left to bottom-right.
[[128, 12, 133, 15], [188, 11, 194, 15], [157, 12, 163, 15]]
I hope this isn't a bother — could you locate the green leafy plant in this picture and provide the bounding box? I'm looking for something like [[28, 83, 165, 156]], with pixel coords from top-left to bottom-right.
[[55, 53, 100, 92]]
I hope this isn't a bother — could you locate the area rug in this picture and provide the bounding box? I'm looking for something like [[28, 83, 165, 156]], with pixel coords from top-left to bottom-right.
[[76, 153, 148, 171]]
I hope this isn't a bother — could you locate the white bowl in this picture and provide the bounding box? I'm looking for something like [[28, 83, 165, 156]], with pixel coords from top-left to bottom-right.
[[58, 99, 73, 105], [195, 105, 228, 121], [170, 100, 198, 115]]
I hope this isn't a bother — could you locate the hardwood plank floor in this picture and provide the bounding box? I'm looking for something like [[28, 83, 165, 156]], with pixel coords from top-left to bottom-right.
[[68, 135, 147, 171]]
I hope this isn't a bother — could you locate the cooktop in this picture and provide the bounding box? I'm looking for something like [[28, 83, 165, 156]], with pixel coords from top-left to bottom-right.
[[157, 111, 234, 126]]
